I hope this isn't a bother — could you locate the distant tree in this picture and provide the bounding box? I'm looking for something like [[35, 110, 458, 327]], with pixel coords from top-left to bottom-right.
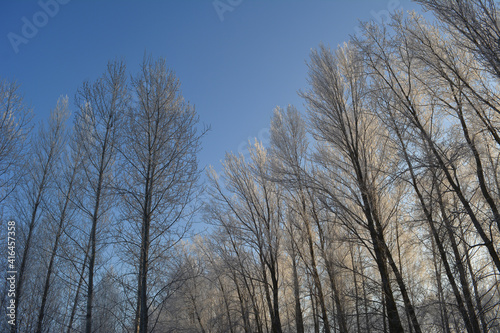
[[207, 142, 285, 333], [270, 105, 341, 333]]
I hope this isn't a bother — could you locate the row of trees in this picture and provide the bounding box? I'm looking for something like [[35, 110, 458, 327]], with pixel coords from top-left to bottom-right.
[[163, 1, 500, 332], [2, 0, 500, 332], [1, 57, 205, 332]]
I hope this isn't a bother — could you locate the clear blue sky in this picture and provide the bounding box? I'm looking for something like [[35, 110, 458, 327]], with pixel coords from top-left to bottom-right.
[[1, 0, 419, 171]]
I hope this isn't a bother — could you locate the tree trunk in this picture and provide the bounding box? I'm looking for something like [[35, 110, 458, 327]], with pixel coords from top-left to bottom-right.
[[12, 142, 55, 333], [67, 237, 91, 333], [291, 243, 305, 333]]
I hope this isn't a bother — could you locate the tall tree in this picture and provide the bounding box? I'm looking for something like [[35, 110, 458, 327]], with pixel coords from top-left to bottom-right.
[[302, 43, 417, 333], [35, 125, 81, 333], [207, 142, 285, 333], [11, 97, 68, 333], [119, 56, 204, 333], [0, 79, 31, 205], [74, 60, 128, 333], [270, 105, 343, 333]]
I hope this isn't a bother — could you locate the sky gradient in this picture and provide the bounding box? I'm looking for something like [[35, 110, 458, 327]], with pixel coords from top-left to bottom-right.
[[1, 0, 419, 172]]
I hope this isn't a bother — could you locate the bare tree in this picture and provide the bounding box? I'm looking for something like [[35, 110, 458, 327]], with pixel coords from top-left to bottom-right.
[[207, 142, 285, 333], [415, 0, 500, 79], [118, 56, 205, 333], [353, 10, 500, 331], [302, 42, 422, 333], [6, 2, 500, 332], [10, 97, 69, 333], [270, 105, 347, 333], [35, 124, 82, 333], [0, 79, 32, 205], [74, 60, 128, 333]]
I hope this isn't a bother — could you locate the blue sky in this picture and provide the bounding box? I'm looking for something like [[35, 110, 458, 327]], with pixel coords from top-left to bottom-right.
[[1, 0, 419, 172]]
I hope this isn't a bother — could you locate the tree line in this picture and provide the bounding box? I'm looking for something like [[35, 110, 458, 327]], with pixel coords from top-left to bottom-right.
[[2, 0, 500, 332]]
